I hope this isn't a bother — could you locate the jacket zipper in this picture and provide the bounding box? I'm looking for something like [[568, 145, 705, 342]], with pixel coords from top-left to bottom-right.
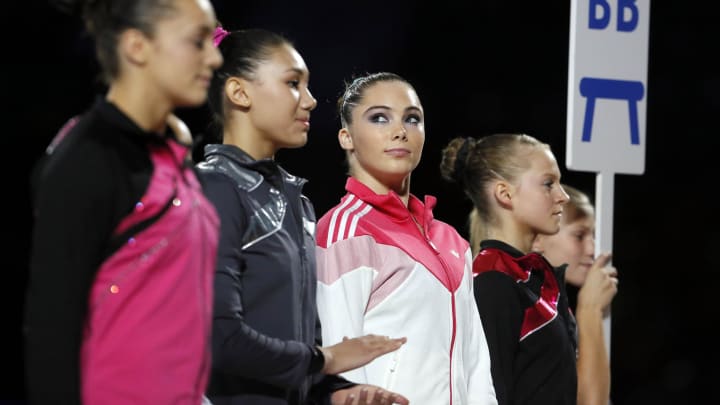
[[410, 213, 456, 405]]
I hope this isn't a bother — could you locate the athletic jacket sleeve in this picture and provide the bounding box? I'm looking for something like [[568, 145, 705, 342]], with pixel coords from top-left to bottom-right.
[[463, 251, 499, 405], [308, 308, 358, 401], [308, 374, 357, 405], [25, 140, 126, 405], [474, 271, 524, 405], [315, 235, 383, 385], [202, 172, 314, 388]]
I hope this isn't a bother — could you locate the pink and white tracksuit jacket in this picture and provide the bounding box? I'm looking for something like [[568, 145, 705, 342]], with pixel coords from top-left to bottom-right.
[[316, 177, 497, 405]]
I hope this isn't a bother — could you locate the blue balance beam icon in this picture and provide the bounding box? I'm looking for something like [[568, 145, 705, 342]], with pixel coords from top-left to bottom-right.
[[579, 77, 645, 145]]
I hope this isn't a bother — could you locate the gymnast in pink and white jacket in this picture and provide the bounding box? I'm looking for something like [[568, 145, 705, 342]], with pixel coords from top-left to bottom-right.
[[315, 72, 496, 405]]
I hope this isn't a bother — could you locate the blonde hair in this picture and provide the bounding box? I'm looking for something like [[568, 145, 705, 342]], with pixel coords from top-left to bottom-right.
[[440, 133, 550, 255], [560, 183, 594, 224]]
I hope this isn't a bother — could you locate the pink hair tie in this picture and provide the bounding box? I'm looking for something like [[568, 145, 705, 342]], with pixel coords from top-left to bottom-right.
[[213, 26, 230, 47]]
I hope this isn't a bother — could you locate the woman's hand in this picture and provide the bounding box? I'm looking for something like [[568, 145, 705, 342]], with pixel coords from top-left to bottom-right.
[[321, 334, 406, 375], [331, 384, 410, 405], [577, 252, 618, 315]]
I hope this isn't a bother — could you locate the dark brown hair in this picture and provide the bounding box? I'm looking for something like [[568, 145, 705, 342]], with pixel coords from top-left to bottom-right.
[[51, 0, 178, 83], [336, 72, 412, 128], [206, 28, 293, 143]]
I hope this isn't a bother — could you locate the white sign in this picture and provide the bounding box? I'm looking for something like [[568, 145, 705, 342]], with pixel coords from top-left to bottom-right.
[[566, 0, 650, 174]]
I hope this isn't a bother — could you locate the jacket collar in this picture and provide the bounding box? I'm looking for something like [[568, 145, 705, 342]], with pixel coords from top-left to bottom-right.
[[203, 143, 257, 166], [478, 239, 568, 280], [94, 98, 190, 165], [479, 239, 524, 258], [203, 143, 306, 188], [95, 97, 170, 146], [344, 177, 436, 228]]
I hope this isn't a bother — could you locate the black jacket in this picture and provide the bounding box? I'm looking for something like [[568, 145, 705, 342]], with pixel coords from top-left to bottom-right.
[[474, 240, 578, 405], [196, 144, 353, 405], [26, 100, 217, 404]]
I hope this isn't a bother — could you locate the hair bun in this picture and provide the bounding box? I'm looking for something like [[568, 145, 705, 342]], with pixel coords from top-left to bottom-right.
[[452, 137, 473, 184]]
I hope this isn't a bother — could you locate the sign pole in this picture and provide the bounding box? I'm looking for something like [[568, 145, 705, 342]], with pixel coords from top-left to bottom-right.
[[595, 171, 615, 354], [566, 2, 651, 403]]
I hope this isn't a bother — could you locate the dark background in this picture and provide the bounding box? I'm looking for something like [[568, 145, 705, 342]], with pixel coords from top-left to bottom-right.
[[3, 1, 718, 404]]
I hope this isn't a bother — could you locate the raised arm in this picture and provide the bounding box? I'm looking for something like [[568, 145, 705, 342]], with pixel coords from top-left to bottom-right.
[[575, 253, 618, 405]]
